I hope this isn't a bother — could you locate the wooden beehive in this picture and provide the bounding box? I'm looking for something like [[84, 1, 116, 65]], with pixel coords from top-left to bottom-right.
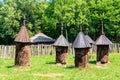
[[95, 21, 112, 64], [95, 35, 112, 63], [54, 34, 69, 64], [73, 28, 91, 68], [14, 16, 31, 66]]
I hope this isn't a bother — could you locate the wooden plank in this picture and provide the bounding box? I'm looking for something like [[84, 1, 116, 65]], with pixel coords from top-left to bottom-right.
[[0, 43, 119, 58]]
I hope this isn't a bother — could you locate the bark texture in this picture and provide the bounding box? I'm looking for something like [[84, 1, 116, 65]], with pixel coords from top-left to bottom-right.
[[97, 45, 109, 63], [74, 48, 89, 68], [15, 43, 30, 66], [55, 47, 68, 64]]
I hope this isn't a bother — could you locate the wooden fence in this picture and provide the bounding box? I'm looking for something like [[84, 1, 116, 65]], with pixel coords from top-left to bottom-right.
[[0, 43, 119, 58]]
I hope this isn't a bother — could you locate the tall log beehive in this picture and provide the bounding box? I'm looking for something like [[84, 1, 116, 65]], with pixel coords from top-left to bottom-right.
[[14, 16, 31, 66], [73, 28, 91, 68], [95, 21, 112, 64], [95, 34, 112, 63]]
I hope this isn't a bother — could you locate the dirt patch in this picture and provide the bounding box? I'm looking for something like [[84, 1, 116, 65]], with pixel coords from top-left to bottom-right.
[[0, 73, 4, 76], [33, 73, 63, 77], [14, 66, 30, 71], [96, 63, 109, 68]]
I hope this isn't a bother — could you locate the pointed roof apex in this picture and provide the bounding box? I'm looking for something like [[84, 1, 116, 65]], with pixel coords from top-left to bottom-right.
[[101, 21, 105, 35], [85, 35, 94, 44], [53, 34, 69, 47], [80, 26, 82, 32], [95, 21, 112, 45], [23, 16, 26, 26], [61, 23, 63, 35], [73, 32, 91, 48], [14, 16, 30, 43]]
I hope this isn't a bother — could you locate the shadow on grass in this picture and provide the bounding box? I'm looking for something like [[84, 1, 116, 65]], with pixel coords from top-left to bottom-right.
[[66, 65, 75, 69], [89, 60, 96, 64], [6, 65, 14, 68], [46, 62, 56, 64]]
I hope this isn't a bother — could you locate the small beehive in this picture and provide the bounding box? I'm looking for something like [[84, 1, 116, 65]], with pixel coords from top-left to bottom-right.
[[14, 16, 31, 66], [95, 21, 112, 64], [53, 34, 69, 64], [73, 27, 91, 68], [53, 23, 69, 64]]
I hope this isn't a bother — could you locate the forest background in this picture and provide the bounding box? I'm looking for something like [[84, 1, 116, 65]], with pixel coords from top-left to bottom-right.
[[0, 0, 120, 45]]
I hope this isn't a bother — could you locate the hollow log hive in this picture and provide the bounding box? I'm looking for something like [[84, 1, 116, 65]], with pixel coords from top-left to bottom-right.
[[95, 35, 112, 64], [15, 43, 30, 66], [73, 29, 91, 68], [53, 34, 69, 64], [55, 46, 68, 64], [95, 21, 112, 64], [74, 48, 89, 68], [97, 45, 109, 63], [14, 17, 31, 66]]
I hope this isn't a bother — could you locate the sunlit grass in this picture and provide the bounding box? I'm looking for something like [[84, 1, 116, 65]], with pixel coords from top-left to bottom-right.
[[0, 53, 120, 80]]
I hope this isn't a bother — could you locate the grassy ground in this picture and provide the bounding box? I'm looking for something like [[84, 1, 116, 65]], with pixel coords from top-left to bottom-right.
[[0, 54, 120, 80]]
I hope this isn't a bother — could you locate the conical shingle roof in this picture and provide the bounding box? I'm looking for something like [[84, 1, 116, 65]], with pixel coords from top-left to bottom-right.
[[95, 34, 112, 45], [85, 35, 94, 44], [73, 32, 91, 48], [14, 17, 30, 43], [53, 34, 69, 47], [95, 21, 112, 45]]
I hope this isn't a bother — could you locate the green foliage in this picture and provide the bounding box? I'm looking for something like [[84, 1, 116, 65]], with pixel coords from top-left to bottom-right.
[[0, 0, 120, 44]]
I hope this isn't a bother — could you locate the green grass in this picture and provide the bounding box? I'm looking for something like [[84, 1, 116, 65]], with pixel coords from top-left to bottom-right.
[[0, 54, 120, 80]]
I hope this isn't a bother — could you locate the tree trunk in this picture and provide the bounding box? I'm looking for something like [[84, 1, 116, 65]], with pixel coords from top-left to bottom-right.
[[15, 43, 30, 66], [55, 47, 68, 64], [74, 48, 89, 68]]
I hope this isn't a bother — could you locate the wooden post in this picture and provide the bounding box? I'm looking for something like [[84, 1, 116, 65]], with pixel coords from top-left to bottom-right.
[[4, 46, 6, 58]]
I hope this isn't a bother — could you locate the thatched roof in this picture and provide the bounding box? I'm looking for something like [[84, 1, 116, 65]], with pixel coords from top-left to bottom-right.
[[14, 17, 30, 43], [85, 35, 94, 44], [95, 34, 112, 45], [53, 34, 69, 47], [73, 32, 91, 48], [30, 33, 55, 43]]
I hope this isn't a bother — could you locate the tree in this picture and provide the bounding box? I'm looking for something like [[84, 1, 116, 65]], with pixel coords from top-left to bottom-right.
[[0, 0, 21, 44], [89, 0, 120, 42]]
